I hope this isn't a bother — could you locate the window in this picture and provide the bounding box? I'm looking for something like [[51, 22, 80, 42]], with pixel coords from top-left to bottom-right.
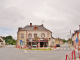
[[20, 41, 25, 46], [42, 33, 45, 38], [21, 34, 24, 38], [34, 34, 37, 37], [29, 34, 32, 38]]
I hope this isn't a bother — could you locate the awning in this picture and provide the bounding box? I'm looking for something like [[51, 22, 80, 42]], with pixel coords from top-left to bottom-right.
[[27, 41, 48, 42]]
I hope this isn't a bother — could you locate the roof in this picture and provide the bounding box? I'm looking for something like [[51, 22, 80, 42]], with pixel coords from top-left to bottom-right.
[[0, 36, 4, 42], [75, 30, 80, 32], [19, 25, 52, 32]]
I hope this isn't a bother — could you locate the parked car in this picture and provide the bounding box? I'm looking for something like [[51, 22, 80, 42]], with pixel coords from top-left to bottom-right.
[[56, 44, 60, 47]]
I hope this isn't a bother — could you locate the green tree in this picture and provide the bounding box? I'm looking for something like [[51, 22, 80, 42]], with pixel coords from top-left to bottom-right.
[[3, 35, 16, 45]]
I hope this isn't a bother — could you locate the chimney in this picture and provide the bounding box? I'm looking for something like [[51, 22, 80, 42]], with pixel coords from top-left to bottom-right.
[[79, 25, 80, 30], [30, 23, 32, 26], [41, 24, 43, 26], [18, 27, 22, 31]]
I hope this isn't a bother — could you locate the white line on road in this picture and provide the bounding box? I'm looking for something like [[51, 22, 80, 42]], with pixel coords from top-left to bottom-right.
[[61, 48, 63, 50], [24, 50, 28, 53], [64, 48, 66, 50], [68, 48, 70, 50]]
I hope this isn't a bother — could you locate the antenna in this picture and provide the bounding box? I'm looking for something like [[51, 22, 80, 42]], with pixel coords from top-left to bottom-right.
[[42, 20, 44, 24]]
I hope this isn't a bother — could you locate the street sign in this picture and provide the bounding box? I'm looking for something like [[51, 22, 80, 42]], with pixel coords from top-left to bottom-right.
[[76, 38, 78, 43], [29, 39, 32, 42], [20, 40, 22, 42]]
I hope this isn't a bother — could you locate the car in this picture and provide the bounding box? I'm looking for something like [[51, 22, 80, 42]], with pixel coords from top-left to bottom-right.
[[56, 44, 60, 47]]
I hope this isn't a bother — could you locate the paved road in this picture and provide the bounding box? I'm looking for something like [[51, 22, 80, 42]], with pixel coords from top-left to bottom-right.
[[0, 43, 78, 60]]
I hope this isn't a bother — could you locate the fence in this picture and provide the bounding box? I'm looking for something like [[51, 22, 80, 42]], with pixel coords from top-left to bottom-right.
[[66, 50, 76, 60], [78, 46, 80, 59]]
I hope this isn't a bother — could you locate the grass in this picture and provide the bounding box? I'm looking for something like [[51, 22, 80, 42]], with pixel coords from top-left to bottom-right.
[[22, 48, 53, 51]]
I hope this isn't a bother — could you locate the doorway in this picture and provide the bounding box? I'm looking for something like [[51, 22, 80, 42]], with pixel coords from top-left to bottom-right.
[[40, 42, 43, 47]]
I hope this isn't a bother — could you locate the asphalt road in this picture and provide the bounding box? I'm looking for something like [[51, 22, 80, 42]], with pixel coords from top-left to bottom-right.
[[0, 43, 78, 60]]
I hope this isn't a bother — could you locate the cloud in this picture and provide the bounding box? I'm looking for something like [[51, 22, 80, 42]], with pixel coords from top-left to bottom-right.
[[0, 0, 80, 40]]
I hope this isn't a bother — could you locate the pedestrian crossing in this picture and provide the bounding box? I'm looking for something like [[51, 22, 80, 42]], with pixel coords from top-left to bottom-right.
[[57, 47, 72, 51], [0, 47, 14, 50]]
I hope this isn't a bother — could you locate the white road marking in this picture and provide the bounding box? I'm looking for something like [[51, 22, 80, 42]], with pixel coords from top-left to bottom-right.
[[64, 48, 66, 50], [24, 50, 28, 53], [68, 48, 70, 50], [61, 48, 63, 50]]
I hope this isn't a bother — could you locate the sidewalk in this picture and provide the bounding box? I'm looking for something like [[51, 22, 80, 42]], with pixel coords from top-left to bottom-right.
[[69, 43, 79, 60], [76, 58, 79, 60]]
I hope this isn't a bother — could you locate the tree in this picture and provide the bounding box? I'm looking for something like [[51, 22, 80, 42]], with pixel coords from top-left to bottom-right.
[[3, 35, 16, 45]]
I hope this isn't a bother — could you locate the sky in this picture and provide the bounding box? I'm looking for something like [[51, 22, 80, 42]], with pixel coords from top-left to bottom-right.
[[0, 0, 80, 40]]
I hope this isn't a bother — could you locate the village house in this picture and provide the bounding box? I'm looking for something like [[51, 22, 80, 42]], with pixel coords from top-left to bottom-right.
[[0, 36, 5, 46], [54, 38, 63, 45], [16, 23, 53, 48], [48, 37, 55, 46], [72, 25, 80, 49]]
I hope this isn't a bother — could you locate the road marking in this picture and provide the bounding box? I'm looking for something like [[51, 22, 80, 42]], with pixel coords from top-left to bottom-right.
[[24, 50, 28, 53], [64, 48, 66, 50], [61, 48, 63, 50], [68, 48, 70, 50]]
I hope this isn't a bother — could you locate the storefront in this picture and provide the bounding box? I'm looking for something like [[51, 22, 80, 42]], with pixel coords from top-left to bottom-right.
[[27, 40, 48, 47]]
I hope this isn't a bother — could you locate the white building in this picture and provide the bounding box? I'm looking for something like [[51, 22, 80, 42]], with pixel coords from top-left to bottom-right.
[[0, 36, 5, 46]]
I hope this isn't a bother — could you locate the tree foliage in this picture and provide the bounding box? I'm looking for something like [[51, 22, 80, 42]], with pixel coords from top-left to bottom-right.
[[3, 36, 16, 45]]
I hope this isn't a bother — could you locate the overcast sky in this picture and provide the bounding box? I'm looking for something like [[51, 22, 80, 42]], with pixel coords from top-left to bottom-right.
[[0, 0, 80, 40]]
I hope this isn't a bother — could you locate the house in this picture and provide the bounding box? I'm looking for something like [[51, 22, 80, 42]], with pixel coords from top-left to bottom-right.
[[72, 25, 80, 49], [48, 37, 55, 46], [16, 23, 53, 48], [54, 38, 60, 45], [0, 36, 5, 46]]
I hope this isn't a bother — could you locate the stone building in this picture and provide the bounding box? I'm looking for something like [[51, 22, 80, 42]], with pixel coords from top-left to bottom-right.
[[16, 23, 52, 47]]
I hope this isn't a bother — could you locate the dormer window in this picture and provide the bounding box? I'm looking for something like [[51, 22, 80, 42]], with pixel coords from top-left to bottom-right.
[[34, 25, 37, 30]]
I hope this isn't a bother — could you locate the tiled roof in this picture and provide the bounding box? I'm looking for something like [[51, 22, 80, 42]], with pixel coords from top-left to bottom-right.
[[19, 25, 52, 32]]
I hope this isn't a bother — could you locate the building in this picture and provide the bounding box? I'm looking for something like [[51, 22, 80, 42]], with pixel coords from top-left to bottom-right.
[[0, 36, 5, 46], [54, 38, 60, 45], [72, 25, 80, 48], [48, 37, 55, 46], [16, 23, 52, 47]]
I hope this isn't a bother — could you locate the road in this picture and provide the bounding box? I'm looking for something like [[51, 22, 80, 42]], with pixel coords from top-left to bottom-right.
[[0, 43, 78, 60]]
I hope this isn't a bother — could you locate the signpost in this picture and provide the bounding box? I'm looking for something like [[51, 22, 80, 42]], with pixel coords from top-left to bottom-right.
[[76, 38, 80, 59], [20, 40, 22, 49], [76, 38, 78, 43]]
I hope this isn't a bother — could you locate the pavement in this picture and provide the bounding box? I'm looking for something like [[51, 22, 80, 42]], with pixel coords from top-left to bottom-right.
[[0, 43, 74, 60], [69, 44, 79, 60]]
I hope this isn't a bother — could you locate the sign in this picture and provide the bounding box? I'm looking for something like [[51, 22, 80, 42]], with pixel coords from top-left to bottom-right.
[[20, 40, 22, 42], [76, 38, 78, 43], [29, 39, 32, 42], [38, 39, 43, 41]]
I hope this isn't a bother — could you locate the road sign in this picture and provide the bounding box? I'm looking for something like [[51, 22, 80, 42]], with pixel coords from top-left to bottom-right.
[[20, 40, 22, 42], [76, 38, 78, 43]]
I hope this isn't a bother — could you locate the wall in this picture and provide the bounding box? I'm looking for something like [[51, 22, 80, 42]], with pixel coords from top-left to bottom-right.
[[27, 31, 52, 38], [17, 30, 52, 46], [17, 31, 26, 46]]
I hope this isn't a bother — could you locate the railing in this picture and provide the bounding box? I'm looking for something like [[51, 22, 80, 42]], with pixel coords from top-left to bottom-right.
[[66, 50, 76, 60], [78, 46, 80, 59]]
